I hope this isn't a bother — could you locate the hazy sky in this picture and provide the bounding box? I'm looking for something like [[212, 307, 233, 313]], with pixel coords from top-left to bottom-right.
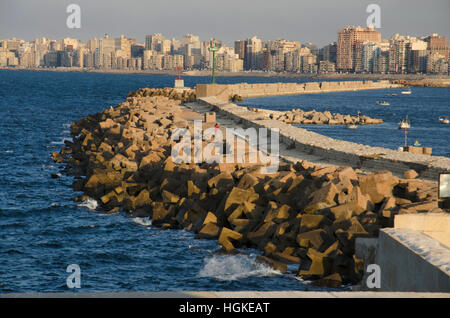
[[1, 0, 449, 46]]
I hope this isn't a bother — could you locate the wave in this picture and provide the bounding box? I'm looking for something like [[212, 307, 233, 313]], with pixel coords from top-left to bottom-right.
[[133, 217, 152, 227], [77, 198, 98, 210], [198, 253, 282, 281], [50, 137, 73, 145]]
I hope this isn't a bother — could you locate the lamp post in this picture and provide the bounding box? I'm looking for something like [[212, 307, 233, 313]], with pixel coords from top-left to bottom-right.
[[208, 39, 218, 84]]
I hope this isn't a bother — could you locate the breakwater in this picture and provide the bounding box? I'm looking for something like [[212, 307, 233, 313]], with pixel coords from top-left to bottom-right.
[[245, 107, 383, 125], [196, 80, 403, 101], [53, 88, 446, 289], [393, 78, 450, 87], [199, 96, 450, 180]]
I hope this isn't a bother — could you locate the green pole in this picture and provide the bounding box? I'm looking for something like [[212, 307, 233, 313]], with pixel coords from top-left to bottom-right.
[[213, 51, 216, 84], [212, 50, 216, 84], [209, 39, 218, 85]]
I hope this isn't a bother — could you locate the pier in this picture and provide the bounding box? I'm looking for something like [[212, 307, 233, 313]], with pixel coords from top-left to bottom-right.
[[195, 95, 450, 181], [196, 80, 403, 101]]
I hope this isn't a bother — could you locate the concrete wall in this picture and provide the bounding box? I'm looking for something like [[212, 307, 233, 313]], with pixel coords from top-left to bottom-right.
[[356, 213, 450, 292], [195, 80, 401, 100], [375, 228, 450, 292]]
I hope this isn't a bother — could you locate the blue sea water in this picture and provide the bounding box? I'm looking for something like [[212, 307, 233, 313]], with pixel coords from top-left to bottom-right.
[[0, 69, 448, 293], [0, 70, 328, 293]]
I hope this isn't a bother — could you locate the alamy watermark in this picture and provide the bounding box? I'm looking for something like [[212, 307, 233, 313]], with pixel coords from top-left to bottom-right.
[[171, 120, 280, 174], [66, 264, 81, 288], [366, 4, 381, 28], [366, 264, 381, 289], [66, 4, 81, 29]]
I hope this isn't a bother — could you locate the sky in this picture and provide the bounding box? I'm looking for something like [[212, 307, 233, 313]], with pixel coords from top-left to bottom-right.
[[1, 0, 449, 47]]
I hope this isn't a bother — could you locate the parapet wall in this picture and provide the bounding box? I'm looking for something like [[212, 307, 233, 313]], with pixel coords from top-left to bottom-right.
[[375, 228, 450, 292], [196, 80, 399, 100], [356, 214, 450, 292]]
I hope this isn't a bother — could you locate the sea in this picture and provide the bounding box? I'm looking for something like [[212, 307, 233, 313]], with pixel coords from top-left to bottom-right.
[[0, 69, 448, 293]]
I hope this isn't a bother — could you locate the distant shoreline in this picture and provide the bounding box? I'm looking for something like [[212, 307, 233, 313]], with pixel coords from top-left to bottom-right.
[[2, 66, 450, 82], [2, 67, 450, 87]]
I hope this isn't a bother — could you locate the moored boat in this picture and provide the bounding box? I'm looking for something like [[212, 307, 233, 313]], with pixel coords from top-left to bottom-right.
[[439, 116, 450, 124], [398, 116, 411, 129]]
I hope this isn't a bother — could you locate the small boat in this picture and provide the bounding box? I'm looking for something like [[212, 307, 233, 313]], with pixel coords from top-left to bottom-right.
[[391, 93, 398, 96], [346, 124, 358, 129], [401, 89, 412, 95], [439, 116, 450, 124], [376, 101, 390, 106], [398, 116, 411, 129]]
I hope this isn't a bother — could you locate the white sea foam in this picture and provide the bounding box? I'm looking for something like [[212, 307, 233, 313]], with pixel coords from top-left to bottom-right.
[[133, 217, 152, 227], [198, 253, 282, 281], [51, 137, 73, 145], [77, 198, 98, 210]]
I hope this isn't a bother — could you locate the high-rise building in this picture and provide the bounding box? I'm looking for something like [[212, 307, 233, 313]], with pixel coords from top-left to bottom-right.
[[425, 34, 448, 60], [370, 41, 389, 74], [131, 43, 144, 58], [427, 52, 448, 74], [409, 49, 428, 73], [406, 39, 427, 73], [337, 26, 381, 72], [388, 34, 425, 74], [180, 34, 201, 69], [234, 40, 246, 60], [359, 42, 388, 73], [388, 34, 408, 74], [321, 42, 337, 64], [182, 34, 200, 46], [265, 39, 300, 72], [162, 54, 184, 70], [319, 60, 336, 73], [83, 52, 94, 68], [145, 33, 165, 52], [244, 36, 263, 70], [301, 53, 317, 73], [170, 39, 181, 54]]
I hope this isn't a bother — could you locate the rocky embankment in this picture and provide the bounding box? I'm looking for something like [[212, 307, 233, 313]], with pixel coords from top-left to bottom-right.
[[52, 88, 441, 288], [246, 107, 383, 125], [127, 87, 197, 102], [393, 79, 450, 87]]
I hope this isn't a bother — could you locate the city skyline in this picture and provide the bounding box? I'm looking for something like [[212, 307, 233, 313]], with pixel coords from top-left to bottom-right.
[[1, 26, 449, 75], [1, 0, 450, 47]]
